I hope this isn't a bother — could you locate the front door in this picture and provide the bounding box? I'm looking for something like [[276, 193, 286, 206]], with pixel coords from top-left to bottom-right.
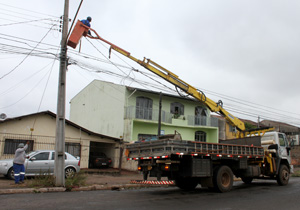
[[278, 133, 291, 163]]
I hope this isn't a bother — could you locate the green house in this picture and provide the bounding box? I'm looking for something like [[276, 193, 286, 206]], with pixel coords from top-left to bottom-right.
[[70, 80, 218, 143]]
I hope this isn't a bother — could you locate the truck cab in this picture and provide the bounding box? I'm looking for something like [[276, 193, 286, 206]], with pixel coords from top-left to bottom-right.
[[261, 131, 291, 165]]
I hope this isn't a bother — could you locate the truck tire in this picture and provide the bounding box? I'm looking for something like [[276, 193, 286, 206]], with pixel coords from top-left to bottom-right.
[[241, 177, 253, 184], [213, 165, 233, 193], [175, 177, 198, 190], [277, 164, 289, 186]]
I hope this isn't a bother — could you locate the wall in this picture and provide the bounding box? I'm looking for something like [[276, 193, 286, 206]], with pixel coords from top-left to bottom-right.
[[291, 145, 300, 167], [132, 120, 218, 143], [70, 80, 126, 139], [126, 89, 218, 143]]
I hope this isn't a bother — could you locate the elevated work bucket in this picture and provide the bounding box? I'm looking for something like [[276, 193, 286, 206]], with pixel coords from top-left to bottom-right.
[[67, 20, 89, 49]]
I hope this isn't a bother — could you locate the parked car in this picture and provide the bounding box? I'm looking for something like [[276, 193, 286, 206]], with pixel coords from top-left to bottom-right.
[[89, 152, 112, 168], [0, 150, 80, 179]]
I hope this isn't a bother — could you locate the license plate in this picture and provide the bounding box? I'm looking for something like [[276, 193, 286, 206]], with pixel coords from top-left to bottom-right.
[[102, 163, 107, 165]]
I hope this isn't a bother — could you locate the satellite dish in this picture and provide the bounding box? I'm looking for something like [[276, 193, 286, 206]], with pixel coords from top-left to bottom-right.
[[0, 113, 7, 119]]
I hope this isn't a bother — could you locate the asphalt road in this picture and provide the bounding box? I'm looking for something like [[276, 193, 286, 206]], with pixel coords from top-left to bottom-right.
[[1, 177, 300, 210]]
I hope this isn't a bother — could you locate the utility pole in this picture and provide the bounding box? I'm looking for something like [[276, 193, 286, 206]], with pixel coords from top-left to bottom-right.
[[257, 116, 260, 128], [55, 0, 69, 186]]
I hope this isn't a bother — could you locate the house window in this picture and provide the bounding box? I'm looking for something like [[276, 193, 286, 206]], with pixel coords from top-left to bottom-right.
[[65, 142, 81, 157], [170, 102, 184, 118], [3, 139, 34, 154], [136, 97, 153, 120], [195, 106, 207, 125], [195, 131, 206, 142]]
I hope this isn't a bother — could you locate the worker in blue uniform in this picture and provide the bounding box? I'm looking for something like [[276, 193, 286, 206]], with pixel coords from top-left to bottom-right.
[[81, 16, 92, 35]]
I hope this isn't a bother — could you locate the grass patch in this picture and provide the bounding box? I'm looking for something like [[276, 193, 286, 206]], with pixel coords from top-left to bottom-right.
[[65, 171, 87, 191], [26, 171, 87, 190], [27, 174, 55, 188], [292, 170, 300, 177]]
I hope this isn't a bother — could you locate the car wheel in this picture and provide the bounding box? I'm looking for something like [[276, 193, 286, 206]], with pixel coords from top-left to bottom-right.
[[65, 167, 76, 179], [7, 167, 14, 180]]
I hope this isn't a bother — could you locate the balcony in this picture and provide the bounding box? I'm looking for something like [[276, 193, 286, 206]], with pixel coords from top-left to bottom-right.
[[124, 106, 172, 123], [124, 106, 218, 128], [187, 115, 218, 127]]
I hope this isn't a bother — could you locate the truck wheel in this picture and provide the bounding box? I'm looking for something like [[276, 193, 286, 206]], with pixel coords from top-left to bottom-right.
[[175, 177, 198, 190], [241, 177, 253, 184], [213, 165, 233, 193], [277, 164, 289, 186]]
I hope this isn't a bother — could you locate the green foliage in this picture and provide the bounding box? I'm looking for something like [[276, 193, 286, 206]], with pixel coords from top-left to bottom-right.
[[245, 122, 257, 130], [27, 174, 55, 188], [26, 171, 87, 191], [65, 171, 87, 191], [292, 170, 300, 177]]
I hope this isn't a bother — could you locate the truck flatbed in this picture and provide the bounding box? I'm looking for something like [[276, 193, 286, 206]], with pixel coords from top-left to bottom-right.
[[126, 139, 265, 160]]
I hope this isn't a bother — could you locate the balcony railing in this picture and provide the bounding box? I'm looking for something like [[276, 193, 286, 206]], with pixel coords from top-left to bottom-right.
[[125, 106, 172, 123], [125, 106, 218, 127], [187, 115, 218, 127]]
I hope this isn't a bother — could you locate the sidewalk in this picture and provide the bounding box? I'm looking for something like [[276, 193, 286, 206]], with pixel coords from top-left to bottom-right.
[[0, 168, 169, 195]]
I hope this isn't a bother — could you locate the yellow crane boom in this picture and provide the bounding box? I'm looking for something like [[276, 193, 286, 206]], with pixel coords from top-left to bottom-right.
[[67, 20, 273, 138]]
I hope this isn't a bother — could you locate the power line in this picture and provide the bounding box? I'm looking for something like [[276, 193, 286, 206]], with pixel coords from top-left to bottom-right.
[[1, 30, 298, 127], [0, 67, 54, 109], [0, 61, 54, 97], [0, 24, 56, 80], [0, 3, 59, 18], [0, 18, 57, 27]]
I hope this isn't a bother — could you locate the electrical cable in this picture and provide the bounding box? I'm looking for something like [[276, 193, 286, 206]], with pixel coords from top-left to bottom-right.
[[32, 48, 59, 130], [0, 3, 59, 18], [0, 24, 56, 80], [0, 61, 54, 97], [0, 67, 54, 109]]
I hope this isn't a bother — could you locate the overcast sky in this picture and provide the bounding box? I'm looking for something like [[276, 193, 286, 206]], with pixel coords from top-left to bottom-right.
[[1, 0, 300, 127]]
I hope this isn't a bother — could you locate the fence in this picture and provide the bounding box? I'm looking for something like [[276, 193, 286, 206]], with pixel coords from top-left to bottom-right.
[[0, 132, 119, 168]]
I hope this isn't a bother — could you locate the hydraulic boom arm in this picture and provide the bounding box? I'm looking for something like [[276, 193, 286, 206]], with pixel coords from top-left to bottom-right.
[[67, 21, 273, 137]]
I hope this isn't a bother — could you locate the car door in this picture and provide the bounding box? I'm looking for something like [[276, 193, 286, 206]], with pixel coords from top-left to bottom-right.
[[25, 151, 51, 175]]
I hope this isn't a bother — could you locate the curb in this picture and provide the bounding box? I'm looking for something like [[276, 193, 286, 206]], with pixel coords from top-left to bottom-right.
[[0, 183, 168, 195], [0, 187, 66, 195]]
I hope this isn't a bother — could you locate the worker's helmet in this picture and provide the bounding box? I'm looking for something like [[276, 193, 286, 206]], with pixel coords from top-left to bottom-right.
[[87, 16, 92, 22], [18, 143, 25, 148]]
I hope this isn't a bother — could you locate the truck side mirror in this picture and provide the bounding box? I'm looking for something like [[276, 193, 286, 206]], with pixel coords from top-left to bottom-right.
[[268, 144, 278, 150], [290, 140, 295, 148]]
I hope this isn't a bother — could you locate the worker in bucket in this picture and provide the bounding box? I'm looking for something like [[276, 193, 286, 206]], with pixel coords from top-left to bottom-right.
[[13, 141, 29, 184], [81, 16, 92, 35]]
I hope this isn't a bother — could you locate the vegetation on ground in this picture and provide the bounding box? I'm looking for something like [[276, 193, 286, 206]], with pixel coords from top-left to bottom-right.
[[292, 169, 300, 177], [26, 171, 87, 191]]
